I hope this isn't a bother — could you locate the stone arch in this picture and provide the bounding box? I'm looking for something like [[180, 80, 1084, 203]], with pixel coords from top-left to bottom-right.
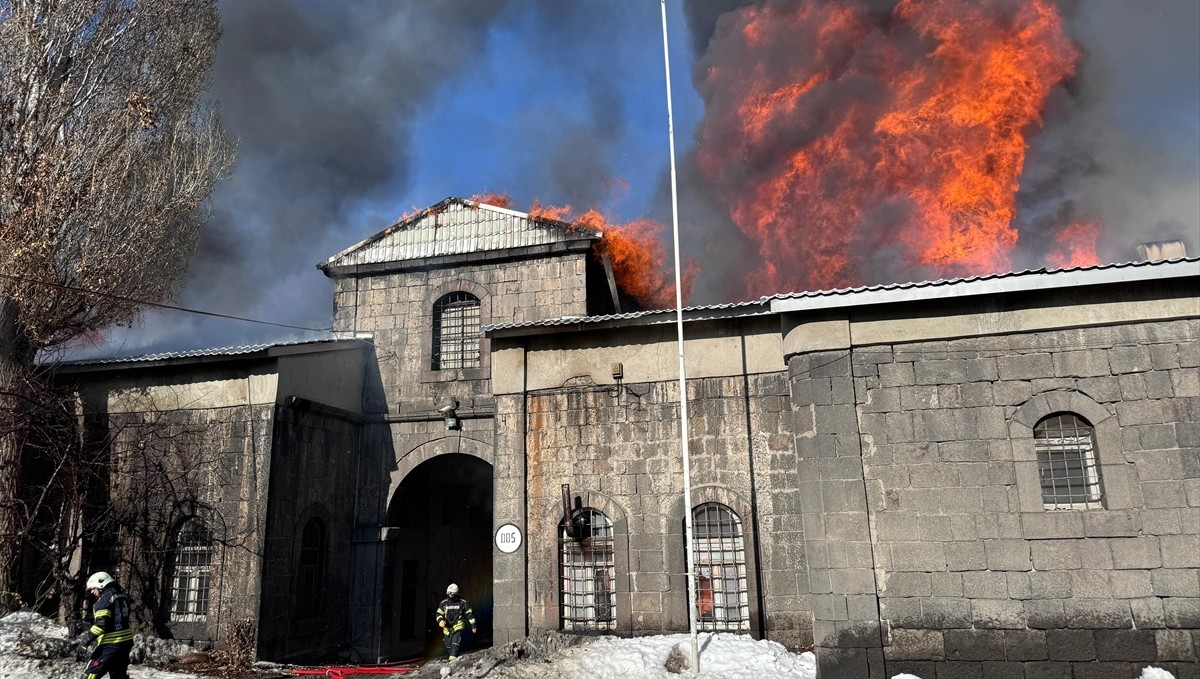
[[428, 278, 492, 312], [290, 502, 333, 619], [423, 279, 493, 378], [665, 485, 763, 637], [544, 488, 632, 633], [1009, 389, 1131, 511], [381, 445, 495, 660], [389, 435, 493, 502]]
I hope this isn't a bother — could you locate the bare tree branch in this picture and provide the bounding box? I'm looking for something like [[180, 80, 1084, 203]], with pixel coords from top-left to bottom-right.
[[0, 0, 235, 604]]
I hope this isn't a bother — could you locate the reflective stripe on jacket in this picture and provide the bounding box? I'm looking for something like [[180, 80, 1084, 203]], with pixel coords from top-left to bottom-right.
[[436, 596, 476, 634], [89, 585, 133, 645]]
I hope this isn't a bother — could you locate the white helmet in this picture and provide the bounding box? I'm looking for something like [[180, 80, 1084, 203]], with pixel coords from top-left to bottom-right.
[[446, 583, 459, 596], [86, 572, 115, 590]]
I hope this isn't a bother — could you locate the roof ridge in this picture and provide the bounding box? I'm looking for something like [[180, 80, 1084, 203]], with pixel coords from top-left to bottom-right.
[[317, 196, 596, 271]]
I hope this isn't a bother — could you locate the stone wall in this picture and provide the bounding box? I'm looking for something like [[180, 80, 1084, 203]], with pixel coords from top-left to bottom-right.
[[104, 401, 273, 649], [792, 318, 1200, 678], [496, 371, 812, 650], [332, 253, 591, 417], [335, 251, 591, 660], [258, 402, 360, 662]]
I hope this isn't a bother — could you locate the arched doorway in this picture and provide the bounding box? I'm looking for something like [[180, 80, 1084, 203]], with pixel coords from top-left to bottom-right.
[[381, 453, 493, 660]]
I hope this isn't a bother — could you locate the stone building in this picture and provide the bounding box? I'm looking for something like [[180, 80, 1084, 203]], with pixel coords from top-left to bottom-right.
[[59, 340, 369, 660], [57, 198, 1199, 677]]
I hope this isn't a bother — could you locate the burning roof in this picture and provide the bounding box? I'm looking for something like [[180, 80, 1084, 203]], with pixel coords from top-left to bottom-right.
[[317, 197, 601, 272]]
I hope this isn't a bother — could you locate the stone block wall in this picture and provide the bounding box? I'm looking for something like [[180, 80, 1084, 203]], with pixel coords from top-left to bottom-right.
[[792, 318, 1200, 678], [334, 249, 593, 660], [106, 402, 273, 649], [499, 372, 812, 650], [790, 349, 886, 678], [259, 403, 360, 661], [332, 253, 591, 416]]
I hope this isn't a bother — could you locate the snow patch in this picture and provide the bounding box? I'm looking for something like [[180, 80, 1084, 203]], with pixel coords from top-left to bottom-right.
[[0, 611, 198, 679]]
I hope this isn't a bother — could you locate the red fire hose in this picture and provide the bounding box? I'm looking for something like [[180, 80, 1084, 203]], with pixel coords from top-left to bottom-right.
[[288, 664, 416, 677]]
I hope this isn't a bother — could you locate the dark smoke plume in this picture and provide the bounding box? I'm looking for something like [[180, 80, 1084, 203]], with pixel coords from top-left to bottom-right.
[[90, 1, 1198, 353], [672, 0, 1198, 303]]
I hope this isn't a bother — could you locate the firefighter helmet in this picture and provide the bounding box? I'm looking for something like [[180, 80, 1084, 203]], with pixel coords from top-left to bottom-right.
[[86, 571, 115, 590], [446, 583, 459, 596]]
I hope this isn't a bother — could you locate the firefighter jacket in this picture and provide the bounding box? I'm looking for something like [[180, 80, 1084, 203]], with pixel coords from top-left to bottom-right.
[[86, 584, 133, 646], [436, 595, 476, 634]]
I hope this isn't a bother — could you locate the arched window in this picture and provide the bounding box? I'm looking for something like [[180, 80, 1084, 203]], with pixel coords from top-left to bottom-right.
[[692, 503, 750, 631], [432, 292, 481, 370], [1035, 413, 1102, 509], [296, 518, 327, 617], [560, 509, 615, 631], [169, 518, 212, 622]]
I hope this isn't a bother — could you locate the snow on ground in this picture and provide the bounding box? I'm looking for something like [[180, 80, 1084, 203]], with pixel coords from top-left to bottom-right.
[[474, 632, 816, 679], [0, 611, 1181, 679], [0, 610, 198, 679]]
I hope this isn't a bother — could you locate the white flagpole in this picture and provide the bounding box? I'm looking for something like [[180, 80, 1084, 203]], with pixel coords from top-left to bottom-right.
[[660, 1, 700, 673]]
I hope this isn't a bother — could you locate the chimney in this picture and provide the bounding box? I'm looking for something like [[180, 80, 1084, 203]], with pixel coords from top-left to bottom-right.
[[1136, 240, 1187, 261]]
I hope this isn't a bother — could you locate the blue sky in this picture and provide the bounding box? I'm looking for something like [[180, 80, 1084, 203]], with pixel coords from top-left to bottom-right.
[[81, 0, 1199, 358]]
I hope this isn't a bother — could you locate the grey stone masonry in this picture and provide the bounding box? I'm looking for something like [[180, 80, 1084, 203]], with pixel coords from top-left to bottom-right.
[[790, 350, 886, 679], [333, 253, 592, 417], [835, 319, 1200, 678], [498, 371, 813, 651]]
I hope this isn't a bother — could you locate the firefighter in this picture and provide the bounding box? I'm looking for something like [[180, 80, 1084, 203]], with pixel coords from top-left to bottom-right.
[[435, 583, 477, 661], [76, 571, 133, 679]]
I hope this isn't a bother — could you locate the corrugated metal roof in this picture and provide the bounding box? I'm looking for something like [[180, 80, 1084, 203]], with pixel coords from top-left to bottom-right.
[[319, 197, 601, 270], [485, 257, 1199, 334], [768, 256, 1199, 312], [59, 337, 358, 368], [483, 299, 772, 332]]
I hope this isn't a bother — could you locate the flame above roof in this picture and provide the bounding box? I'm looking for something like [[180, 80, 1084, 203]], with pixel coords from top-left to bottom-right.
[[318, 197, 601, 271]]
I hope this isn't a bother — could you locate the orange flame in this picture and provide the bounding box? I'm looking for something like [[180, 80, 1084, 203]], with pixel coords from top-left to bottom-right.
[[1046, 221, 1101, 269], [697, 0, 1096, 295], [528, 199, 574, 223], [465, 194, 694, 309], [575, 209, 697, 310], [469, 192, 513, 209]]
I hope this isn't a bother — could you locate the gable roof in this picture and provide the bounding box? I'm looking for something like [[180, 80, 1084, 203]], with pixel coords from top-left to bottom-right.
[[318, 197, 601, 272]]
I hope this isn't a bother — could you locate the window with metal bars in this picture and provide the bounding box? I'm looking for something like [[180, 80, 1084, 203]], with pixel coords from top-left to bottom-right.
[[169, 518, 211, 622], [1035, 413, 1103, 510], [432, 293, 481, 370], [296, 518, 326, 617], [559, 509, 616, 631], [691, 503, 750, 631]]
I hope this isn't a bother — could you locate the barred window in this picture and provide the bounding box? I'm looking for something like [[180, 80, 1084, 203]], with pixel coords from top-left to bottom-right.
[[170, 518, 212, 622], [560, 509, 615, 631], [1035, 413, 1102, 510], [432, 293, 480, 370], [692, 503, 750, 631], [296, 518, 327, 617]]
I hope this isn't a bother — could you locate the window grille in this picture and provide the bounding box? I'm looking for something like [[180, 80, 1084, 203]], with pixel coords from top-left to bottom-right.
[[692, 503, 750, 631], [432, 293, 481, 370], [560, 509, 615, 631], [1035, 413, 1102, 510], [170, 518, 212, 622], [296, 519, 326, 617]]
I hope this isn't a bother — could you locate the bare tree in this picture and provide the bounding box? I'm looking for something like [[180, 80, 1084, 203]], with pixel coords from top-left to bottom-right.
[[0, 0, 235, 604]]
